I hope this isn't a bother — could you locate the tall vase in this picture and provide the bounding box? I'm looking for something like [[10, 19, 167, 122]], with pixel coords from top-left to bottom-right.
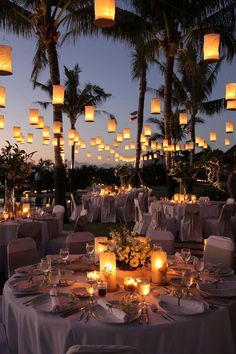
[[4, 180, 15, 217]]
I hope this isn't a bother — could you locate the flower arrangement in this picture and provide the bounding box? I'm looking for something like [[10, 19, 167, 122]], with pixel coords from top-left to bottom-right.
[[107, 226, 151, 270]]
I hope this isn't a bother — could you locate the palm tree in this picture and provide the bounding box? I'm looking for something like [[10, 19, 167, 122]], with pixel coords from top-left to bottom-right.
[[34, 64, 111, 172], [0, 0, 96, 208]]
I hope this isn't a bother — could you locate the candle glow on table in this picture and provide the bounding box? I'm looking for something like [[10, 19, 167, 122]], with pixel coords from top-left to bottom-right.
[[99, 251, 116, 291], [123, 277, 138, 292], [87, 284, 95, 296], [151, 251, 168, 285], [137, 279, 150, 296], [22, 203, 30, 217], [94, 237, 107, 263], [87, 271, 101, 283]]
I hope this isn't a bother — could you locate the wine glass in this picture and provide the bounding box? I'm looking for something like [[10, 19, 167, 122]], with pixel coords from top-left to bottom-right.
[[40, 257, 51, 282], [51, 269, 61, 288], [181, 248, 191, 265], [60, 248, 69, 264], [193, 257, 205, 280], [137, 277, 150, 306], [86, 242, 95, 260], [152, 243, 163, 252], [182, 271, 194, 296]]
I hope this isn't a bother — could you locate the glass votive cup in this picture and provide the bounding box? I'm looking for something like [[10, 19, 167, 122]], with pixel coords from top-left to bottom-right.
[[97, 281, 107, 297]]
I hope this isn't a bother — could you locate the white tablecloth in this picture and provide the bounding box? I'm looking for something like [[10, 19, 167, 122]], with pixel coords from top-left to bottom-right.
[[2, 270, 236, 354]]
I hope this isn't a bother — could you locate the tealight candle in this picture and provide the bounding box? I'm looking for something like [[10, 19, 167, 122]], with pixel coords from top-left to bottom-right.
[[87, 271, 101, 283], [87, 284, 95, 296], [151, 251, 168, 285], [123, 277, 137, 292], [94, 237, 107, 264], [137, 278, 150, 296], [100, 251, 116, 291], [191, 195, 197, 203]]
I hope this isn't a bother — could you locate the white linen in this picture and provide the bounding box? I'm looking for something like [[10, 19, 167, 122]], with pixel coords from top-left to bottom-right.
[[97, 299, 128, 322], [49, 288, 60, 312], [159, 295, 206, 314], [66, 344, 141, 354]]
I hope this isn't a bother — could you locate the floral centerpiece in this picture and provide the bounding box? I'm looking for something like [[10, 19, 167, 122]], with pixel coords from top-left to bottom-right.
[[0, 141, 35, 214], [107, 226, 151, 270]]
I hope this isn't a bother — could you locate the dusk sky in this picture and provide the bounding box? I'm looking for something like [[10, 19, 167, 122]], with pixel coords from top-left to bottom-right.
[[0, 27, 235, 166]]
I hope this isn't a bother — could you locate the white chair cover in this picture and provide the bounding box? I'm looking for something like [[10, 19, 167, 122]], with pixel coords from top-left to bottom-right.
[[0, 295, 2, 322], [81, 196, 100, 223], [65, 232, 95, 254], [101, 196, 116, 223], [226, 198, 235, 204], [70, 193, 81, 221], [180, 204, 202, 242], [0, 323, 10, 354], [204, 236, 234, 268], [52, 205, 65, 232], [146, 230, 175, 254], [133, 199, 151, 235], [204, 204, 234, 237], [16, 221, 43, 256], [117, 194, 135, 222], [66, 345, 141, 354], [147, 201, 177, 237], [7, 237, 40, 278], [148, 196, 157, 212]]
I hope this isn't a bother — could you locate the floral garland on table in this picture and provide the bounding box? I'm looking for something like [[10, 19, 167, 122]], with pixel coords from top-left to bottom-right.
[[107, 226, 151, 270]]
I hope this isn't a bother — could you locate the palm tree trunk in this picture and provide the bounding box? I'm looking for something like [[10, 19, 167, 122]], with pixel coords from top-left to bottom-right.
[[135, 63, 147, 181], [190, 114, 196, 164], [46, 42, 67, 211], [71, 122, 75, 170]]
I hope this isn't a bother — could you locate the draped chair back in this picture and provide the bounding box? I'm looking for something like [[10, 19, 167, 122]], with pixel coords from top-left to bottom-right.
[[52, 204, 65, 231], [7, 237, 40, 278], [101, 195, 116, 223], [147, 230, 175, 255], [123, 193, 135, 222], [17, 221, 43, 255], [204, 236, 234, 268], [181, 204, 202, 241], [65, 232, 94, 254], [218, 204, 234, 236], [66, 345, 141, 354], [134, 198, 143, 224], [149, 201, 167, 230]]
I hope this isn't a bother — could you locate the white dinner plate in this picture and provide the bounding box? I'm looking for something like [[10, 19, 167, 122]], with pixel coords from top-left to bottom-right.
[[197, 281, 236, 298], [159, 296, 208, 316], [31, 292, 79, 314], [91, 301, 141, 324]]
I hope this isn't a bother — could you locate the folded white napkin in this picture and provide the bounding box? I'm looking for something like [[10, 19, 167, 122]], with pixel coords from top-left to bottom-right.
[[97, 299, 129, 322], [49, 288, 60, 312], [160, 295, 206, 315], [174, 252, 184, 263]]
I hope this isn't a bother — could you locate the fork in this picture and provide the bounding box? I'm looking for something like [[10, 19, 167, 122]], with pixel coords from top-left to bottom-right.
[[150, 303, 176, 322]]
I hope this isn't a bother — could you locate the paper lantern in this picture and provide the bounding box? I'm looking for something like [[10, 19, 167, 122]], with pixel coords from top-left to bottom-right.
[[29, 109, 39, 125], [142, 145, 147, 152], [113, 139, 119, 147], [42, 126, 50, 139], [42, 138, 49, 145], [210, 131, 217, 142], [96, 136, 102, 145], [153, 153, 158, 158], [36, 115, 44, 129], [68, 129, 76, 141], [130, 142, 136, 150], [107, 118, 117, 133], [226, 100, 236, 110], [105, 144, 110, 151], [90, 138, 96, 147], [226, 121, 234, 133], [175, 144, 180, 151], [179, 112, 188, 125], [52, 137, 58, 146], [151, 98, 161, 114], [225, 137, 230, 146], [52, 85, 64, 105], [115, 152, 119, 158], [117, 132, 123, 142], [185, 143, 189, 150], [0, 45, 12, 75], [225, 83, 236, 101], [75, 148, 79, 154], [123, 128, 130, 140], [144, 125, 152, 137], [107, 156, 111, 161], [203, 33, 220, 62], [144, 156, 147, 161], [195, 136, 200, 144], [125, 144, 129, 151], [203, 142, 208, 149], [85, 106, 95, 122], [27, 133, 33, 144], [53, 121, 62, 134], [59, 137, 64, 146], [0, 114, 4, 129], [13, 126, 21, 138], [87, 152, 92, 158], [94, 0, 115, 28], [81, 140, 86, 149], [188, 141, 195, 150], [0, 86, 6, 108], [74, 131, 79, 143], [151, 140, 156, 150], [68, 140, 74, 146], [140, 133, 146, 143], [198, 138, 204, 148], [157, 142, 162, 149], [110, 148, 115, 154], [98, 155, 102, 160], [163, 139, 168, 148]]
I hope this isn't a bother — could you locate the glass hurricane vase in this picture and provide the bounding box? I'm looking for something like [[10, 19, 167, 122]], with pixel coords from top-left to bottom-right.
[[4, 180, 15, 217]]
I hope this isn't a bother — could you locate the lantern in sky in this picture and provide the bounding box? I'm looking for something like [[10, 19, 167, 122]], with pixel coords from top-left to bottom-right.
[[203, 142, 208, 149], [74, 131, 79, 143], [210, 131, 217, 142], [96, 136, 102, 145], [59, 137, 65, 146], [53, 121, 62, 135], [27, 133, 33, 144], [151, 98, 161, 114], [94, 0, 115, 28], [225, 137, 230, 146], [43, 126, 50, 140], [114, 139, 119, 147], [157, 142, 162, 150], [144, 125, 152, 137], [203, 33, 220, 62], [0, 86, 6, 107], [0, 114, 4, 129], [52, 85, 64, 105], [163, 139, 168, 148], [0, 44, 12, 75], [85, 106, 95, 122], [179, 112, 188, 125], [125, 144, 129, 151], [226, 121, 234, 133], [13, 126, 21, 138], [90, 138, 96, 147], [52, 137, 57, 146], [226, 100, 236, 110], [140, 133, 146, 143], [29, 108, 39, 125], [98, 154, 102, 160], [36, 115, 44, 129], [130, 142, 136, 149], [87, 152, 92, 158], [123, 128, 130, 140], [68, 129, 76, 141], [188, 141, 194, 150], [105, 144, 110, 151], [107, 118, 117, 133], [151, 141, 156, 150], [117, 132, 123, 142], [43, 138, 49, 145], [81, 140, 86, 149], [225, 83, 236, 101]]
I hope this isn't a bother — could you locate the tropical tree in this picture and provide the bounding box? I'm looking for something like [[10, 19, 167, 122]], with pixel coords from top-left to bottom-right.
[[34, 64, 111, 171]]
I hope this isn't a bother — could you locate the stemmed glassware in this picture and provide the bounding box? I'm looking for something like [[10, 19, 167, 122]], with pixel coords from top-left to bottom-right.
[[86, 242, 95, 260], [137, 277, 150, 306], [181, 248, 191, 265], [60, 248, 69, 264], [182, 271, 194, 296], [193, 257, 205, 280], [40, 257, 51, 282]]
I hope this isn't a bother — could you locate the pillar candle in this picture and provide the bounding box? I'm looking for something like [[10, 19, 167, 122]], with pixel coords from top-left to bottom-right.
[[151, 251, 167, 285], [100, 251, 116, 291], [94, 237, 107, 263]]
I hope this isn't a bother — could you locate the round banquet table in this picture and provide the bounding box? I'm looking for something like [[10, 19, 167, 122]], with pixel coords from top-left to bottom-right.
[[2, 264, 236, 354]]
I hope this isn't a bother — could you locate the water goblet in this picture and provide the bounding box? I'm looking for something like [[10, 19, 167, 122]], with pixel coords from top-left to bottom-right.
[[193, 257, 205, 280], [51, 269, 61, 288], [181, 248, 191, 265], [41, 257, 51, 282], [60, 248, 69, 264], [86, 242, 95, 260], [137, 277, 150, 306], [182, 271, 195, 296]]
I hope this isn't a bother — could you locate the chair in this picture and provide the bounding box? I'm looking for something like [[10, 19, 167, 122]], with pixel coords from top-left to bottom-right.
[[0, 295, 2, 322], [66, 345, 141, 354], [146, 230, 175, 254], [101, 196, 116, 223], [7, 237, 40, 278], [226, 198, 235, 204], [204, 204, 234, 238], [0, 323, 10, 354], [133, 199, 151, 235], [117, 194, 135, 222], [180, 204, 202, 242], [70, 193, 81, 221], [16, 221, 43, 256], [81, 196, 100, 223], [147, 201, 177, 237], [65, 232, 95, 254], [204, 236, 234, 268], [52, 205, 65, 232]]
